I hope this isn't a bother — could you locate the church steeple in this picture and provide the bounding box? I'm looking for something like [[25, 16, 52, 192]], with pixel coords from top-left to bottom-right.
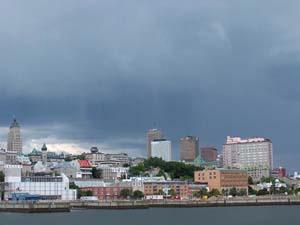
[[42, 143, 47, 151], [41, 143, 48, 164]]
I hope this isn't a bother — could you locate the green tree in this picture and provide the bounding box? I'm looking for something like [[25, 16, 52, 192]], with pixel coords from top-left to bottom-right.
[[248, 176, 254, 185], [209, 189, 220, 197], [229, 187, 238, 197], [169, 189, 176, 197], [157, 189, 164, 195], [120, 188, 133, 199], [92, 167, 102, 179], [238, 189, 247, 196], [193, 188, 208, 198], [248, 186, 257, 195], [77, 154, 86, 160], [0, 171, 4, 182], [129, 163, 145, 176], [133, 190, 144, 199], [257, 188, 269, 196], [260, 177, 275, 183], [64, 156, 72, 162], [135, 157, 202, 180]]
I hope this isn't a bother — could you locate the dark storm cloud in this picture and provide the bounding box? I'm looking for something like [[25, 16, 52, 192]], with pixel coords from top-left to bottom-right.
[[1, 1, 300, 170]]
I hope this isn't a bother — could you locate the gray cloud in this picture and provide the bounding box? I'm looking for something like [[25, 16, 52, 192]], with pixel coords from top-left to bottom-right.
[[0, 1, 300, 171]]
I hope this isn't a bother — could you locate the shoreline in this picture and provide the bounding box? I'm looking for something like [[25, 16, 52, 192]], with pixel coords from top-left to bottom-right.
[[2, 197, 300, 213]]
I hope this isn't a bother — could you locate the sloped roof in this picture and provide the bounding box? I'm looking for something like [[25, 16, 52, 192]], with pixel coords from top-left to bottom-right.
[[78, 160, 91, 168]]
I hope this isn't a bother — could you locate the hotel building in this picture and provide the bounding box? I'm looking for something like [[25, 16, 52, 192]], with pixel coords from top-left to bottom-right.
[[222, 136, 273, 181]]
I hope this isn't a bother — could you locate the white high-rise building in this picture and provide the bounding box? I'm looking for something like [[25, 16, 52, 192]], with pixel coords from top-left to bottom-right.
[[147, 129, 164, 158], [151, 139, 172, 161], [7, 119, 22, 154], [222, 136, 273, 181]]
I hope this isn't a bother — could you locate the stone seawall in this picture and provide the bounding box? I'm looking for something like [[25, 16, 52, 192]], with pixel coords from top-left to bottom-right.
[[0, 202, 70, 213], [71, 197, 300, 209], [1, 197, 300, 212]]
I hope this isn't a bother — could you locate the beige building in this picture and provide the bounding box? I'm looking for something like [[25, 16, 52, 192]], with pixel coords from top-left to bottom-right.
[[194, 169, 248, 192], [180, 136, 199, 162], [222, 136, 273, 181], [144, 181, 189, 199], [147, 129, 164, 158], [7, 119, 22, 154]]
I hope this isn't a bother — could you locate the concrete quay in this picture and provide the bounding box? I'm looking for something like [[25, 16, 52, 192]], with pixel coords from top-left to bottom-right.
[[71, 196, 300, 209], [0, 201, 70, 213], [1, 196, 300, 213]]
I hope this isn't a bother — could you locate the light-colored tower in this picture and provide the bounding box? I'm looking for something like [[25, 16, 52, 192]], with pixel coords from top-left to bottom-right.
[[151, 139, 172, 161], [41, 143, 48, 164], [222, 136, 273, 181], [147, 129, 164, 158], [180, 136, 199, 162], [7, 118, 22, 154]]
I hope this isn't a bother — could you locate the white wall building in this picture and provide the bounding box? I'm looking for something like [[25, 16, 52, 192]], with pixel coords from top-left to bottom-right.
[[151, 139, 172, 161], [4, 165, 77, 200], [223, 136, 273, 181]]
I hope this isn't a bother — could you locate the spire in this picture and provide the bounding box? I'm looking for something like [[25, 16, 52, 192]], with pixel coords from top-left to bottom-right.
[[41, 143, 47, 151], [10, 118, 20, 128]]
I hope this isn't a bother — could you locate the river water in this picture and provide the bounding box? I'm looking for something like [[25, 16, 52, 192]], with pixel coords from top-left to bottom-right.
[[0, 206, 298, 225]]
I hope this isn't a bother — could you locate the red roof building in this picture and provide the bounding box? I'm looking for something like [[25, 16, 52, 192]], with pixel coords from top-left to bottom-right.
[[78, 160, 92, 168]]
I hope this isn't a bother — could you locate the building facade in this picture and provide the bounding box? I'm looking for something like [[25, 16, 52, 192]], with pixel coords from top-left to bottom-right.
[[194, 169, 248, 192], [80, 182, 132, 200], [222, 136, 273, 181], [272, 167, 286, 178], [180, 136, 199, 162], [143, 181, 189, 199], [4, 165, 76, 200], [147, 129, 164, 158], [7, 119, 22, 154], [201, 147, 218, 162], [100, 166, 129, 181], [151, 139, 172, 161]]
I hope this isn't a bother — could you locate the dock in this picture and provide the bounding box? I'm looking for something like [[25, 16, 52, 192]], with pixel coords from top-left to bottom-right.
[[1, 196, 300, 213], [0, 201, 70, 213]]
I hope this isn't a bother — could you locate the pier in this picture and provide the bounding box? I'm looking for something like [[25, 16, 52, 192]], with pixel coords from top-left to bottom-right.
[[1, 196, 300, 213], [0, 201, 70, 213]]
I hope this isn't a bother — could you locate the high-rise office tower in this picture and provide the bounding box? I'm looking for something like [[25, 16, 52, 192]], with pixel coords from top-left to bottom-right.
[[7, 118, 22, 154], [147, 129, 163, 158], [222, 136, 273, 181], [201, 147, 218, 162], [180, 136, 199, 161], [151, 139, 172, 161]]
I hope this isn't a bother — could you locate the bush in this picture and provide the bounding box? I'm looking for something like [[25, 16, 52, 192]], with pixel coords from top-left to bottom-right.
[[120, 188, 133, 198], [133, 190, 144, 199]]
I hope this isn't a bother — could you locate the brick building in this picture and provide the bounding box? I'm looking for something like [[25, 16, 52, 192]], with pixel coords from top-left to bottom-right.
[[180, 136, 199, 162], [194, 169, 248, 192], [200, 147, 217, 162], [144, 181, 189, 199]]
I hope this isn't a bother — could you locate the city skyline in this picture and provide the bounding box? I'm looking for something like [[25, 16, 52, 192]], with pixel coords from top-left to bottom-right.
[[0, 118, 285, 172], [1, 1, 300, 171]]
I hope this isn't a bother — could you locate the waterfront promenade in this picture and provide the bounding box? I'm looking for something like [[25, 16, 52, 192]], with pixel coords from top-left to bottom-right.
[[71, 196, 300, 209], [2, 196, 300, 213]]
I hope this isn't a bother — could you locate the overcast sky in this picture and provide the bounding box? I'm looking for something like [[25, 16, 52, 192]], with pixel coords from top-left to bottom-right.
[[0, 1, 300, 171]]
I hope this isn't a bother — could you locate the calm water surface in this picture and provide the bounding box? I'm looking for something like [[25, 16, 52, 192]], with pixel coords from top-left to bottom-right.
[[0, 206, 298, 225]]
